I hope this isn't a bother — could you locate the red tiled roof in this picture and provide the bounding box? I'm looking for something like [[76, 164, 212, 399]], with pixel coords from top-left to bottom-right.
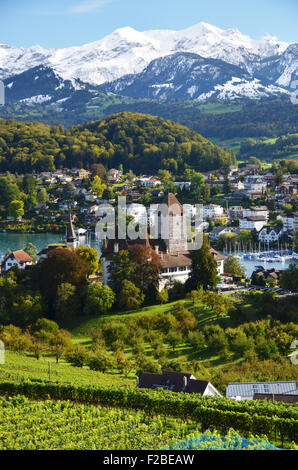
[[12, 250, 33, 263]]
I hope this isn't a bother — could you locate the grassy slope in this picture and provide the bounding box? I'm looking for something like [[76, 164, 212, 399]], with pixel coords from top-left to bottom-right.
[[0, 298, 240, 388]]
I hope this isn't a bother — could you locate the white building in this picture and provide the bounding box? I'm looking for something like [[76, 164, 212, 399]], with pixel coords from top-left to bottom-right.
[[243, 176, 267, 196], [258, 225, 284, 243], [226, 381, 298, 401], [277, 212, 298, 233], [137, 177, 162, 188], [174, 182, 192, 191], [239, 216, 267, 231], [242, 206, 269, 221], [2, 250, 33, 272], [202, 204, 224, 220]]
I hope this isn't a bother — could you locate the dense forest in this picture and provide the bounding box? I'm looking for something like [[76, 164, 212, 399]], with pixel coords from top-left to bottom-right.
[[103, 99, 298, 140], [1, 97, 297, 142], [239, 134, 298, 160], [0, 112, 235, 173]]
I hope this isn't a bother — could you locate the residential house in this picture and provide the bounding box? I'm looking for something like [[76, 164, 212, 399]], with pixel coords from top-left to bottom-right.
[[138, 370, 222, 397], [243, 176, 267, 197], [137, 176, 162, 188], [277, 212, 298, 233], [258, 225, 284, 243], [228, 206, 243, 219], [2, 250, 33, 272], [174, 181, 192, 191], [242, 206, 269, 221], [209, 227, 235, 241], [239, 216, 267, 231], [226, 382, 298, 401], [108, 169, 122, 183], [202, 204, 224, 220]]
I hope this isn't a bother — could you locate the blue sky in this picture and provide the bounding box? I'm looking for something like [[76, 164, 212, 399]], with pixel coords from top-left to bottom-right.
[[1, 0, 297, 48]]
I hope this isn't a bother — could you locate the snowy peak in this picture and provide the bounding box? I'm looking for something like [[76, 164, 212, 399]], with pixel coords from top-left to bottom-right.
[[100, 52, 290, 102], [0, 22, 292, 87]]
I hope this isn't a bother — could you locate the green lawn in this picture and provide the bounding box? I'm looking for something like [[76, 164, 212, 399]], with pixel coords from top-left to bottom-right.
[[69, 298, 224, 338], [0, 350, 135, 387], [0, 297, 238, 389]]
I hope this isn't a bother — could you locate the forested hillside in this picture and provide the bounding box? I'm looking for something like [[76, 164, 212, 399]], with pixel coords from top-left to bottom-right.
[[239, 134, 298, 160], [0, 112, 235, 173]]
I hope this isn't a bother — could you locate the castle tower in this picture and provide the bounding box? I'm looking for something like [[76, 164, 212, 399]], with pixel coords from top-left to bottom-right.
[[166, 193, 188, 253], [66, 213, 77, 248]]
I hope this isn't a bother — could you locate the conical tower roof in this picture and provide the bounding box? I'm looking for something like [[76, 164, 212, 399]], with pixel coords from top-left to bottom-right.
[[66, 213, 76, 242]]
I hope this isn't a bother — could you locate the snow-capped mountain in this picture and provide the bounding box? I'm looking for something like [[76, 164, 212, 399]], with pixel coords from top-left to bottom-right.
[[0, 22, 296, 104], [99, 52, 291, 101], [0, 22, 291, 86], [3, 65, 99, 109]]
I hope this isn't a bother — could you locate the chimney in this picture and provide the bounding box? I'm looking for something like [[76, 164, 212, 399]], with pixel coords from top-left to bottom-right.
[[155, 245, 159, 254], [183, 376, 187, 390], [114, 242, 119, 254]]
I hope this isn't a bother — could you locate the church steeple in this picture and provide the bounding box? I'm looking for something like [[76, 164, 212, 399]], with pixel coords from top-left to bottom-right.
[[66, 213, 77, 248]]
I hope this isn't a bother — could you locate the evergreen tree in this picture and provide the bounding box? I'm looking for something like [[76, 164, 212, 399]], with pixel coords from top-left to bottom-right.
[[186, 236, 219, 290]]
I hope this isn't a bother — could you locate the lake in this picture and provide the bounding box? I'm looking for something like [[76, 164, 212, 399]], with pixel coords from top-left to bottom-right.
[[239, 257, 297, 277], [0, 232, 100, 260]]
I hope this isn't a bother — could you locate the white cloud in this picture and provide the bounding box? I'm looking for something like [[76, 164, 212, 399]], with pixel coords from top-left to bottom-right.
[[70, 0, 114, 14]]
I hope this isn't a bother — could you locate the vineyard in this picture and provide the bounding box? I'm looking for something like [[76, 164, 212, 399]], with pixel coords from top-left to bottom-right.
[[0, 395, 200, 450], [0, 395, 288, 450], [0, 380, 297, 448]]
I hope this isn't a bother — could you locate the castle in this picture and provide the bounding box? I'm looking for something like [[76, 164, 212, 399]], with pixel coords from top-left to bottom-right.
[[101, 193, 224, 290]]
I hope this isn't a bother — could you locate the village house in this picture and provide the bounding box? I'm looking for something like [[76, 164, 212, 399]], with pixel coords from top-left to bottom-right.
[[242, 206, 269, 221], [138, 370, 222, 397], [226, 381, 298, 401], [108, 168, 122, 183], [239, 216, 267, 231], [137, 176, 162, 188], [277, 212, 298, 233], [173, 181, 192, 191], [202, 204, 225, 220], [258, 225, 284, 243], [208, 227, 237, 241], [243, 175, 267, 198], [2, 250, 33, 272], [228, 206, 243, 219]]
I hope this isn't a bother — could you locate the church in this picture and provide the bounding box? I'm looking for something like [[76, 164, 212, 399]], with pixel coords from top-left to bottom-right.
[[101, 193, 225, 291]]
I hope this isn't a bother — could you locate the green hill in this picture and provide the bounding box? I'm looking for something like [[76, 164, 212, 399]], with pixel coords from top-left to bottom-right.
[[0, 112, 236, 173]]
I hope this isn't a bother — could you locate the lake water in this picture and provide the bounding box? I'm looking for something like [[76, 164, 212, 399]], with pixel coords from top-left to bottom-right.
[[239, 258, 297, 277], [0, 232, 296, 278], [0, 232, 100, 260]]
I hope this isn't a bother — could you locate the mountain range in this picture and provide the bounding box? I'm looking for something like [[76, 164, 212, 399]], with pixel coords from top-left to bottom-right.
[[0, 22, 297, 105]]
